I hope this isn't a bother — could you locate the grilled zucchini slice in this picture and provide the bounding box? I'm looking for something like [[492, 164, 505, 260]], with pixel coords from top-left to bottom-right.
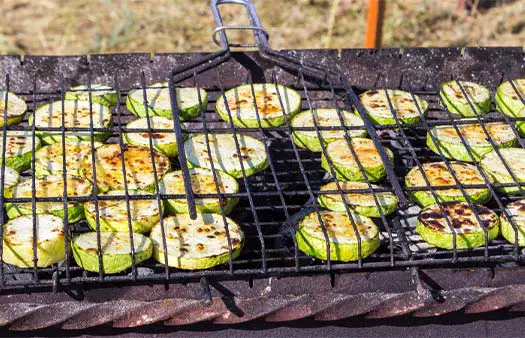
[[30, 100, 112, 144], [72, 232, 152, 274], [150, 213, 244, 270], [0, 131, 41, 172], [215, 83, 301, 128], [124, 116, 183, 158], [6, 175, 92, 223], [439, 81, 491, 117], [357, 89, 428, 125], [405, 161, 490, 207], [65, 84, 117, 107], [500, 199, 525, 246], [416, 202, 499, 250], [318, 181, 397, 218], [0, 90, 27, 127], [160, 168, 239, 215], [84, 190, 163, 234], [291, 108, 367, 152], [480, 148, 525, 195], [81, 144, 171, 192], [3, 214, 65, 268], [496, 79, 525, 135], [0, 166, 20, 197], [126, 82, 207, 121], [427, 122, 516, 162], [321, 138, 393, 182], [296, 210, 379, 261], [184, 133, 268, 179], [34, 140, 103, 178]]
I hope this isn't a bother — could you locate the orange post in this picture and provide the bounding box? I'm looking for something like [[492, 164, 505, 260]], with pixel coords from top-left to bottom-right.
[[364, 0, 384, 48]]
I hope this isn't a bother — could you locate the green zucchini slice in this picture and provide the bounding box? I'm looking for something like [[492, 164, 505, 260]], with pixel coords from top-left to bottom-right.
[[500, 199, 525, 246], [84, 190, 163, 234], [291, 108, 367, 152], [30, 100, 113, 144], [357, 89, 428, 125], [65, 84, 117, 107], [0, 90, 27, 127], [6, 175, 92, 223], [296, 210, 380, 261], [3, 214, 65, 268], [160, 168, 239, 215], [215, 83, 302, 128], [496, 78, 525, 117], [0, 131, 42, 172], [0, 166, 20, 197], [416, 202, 499, 250], [480, 148, 525, 195], [34, 139, 103, 178], [72, 232, 152, 274], [427, 122, 517, 162], [126, 82, 207, 121], [184, 133, 268, 179], [405, 161, 491, 207], [124, 116, 183, 158], [81, 144, 171, 192], [321, 138, 393, 182], [150, 213, 244, 270], [439, 80, 491, 117]]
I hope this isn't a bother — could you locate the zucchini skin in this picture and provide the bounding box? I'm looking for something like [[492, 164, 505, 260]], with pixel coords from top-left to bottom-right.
[[65, 85, 117, 107], [6, 202, 85, 224], [6, 148, 37, 172], [407, 187, 491, 208], [0, 114, 24, 128], [439, 81, 491, 117], [153, 243, 242, 270], [317, 193, 397, 218]]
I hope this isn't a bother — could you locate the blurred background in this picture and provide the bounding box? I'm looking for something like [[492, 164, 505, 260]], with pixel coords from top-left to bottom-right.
[[0, 0, 524, 55]]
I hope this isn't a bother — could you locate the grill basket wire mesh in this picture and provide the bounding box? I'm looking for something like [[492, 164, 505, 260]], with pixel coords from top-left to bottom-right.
[[1, 55, 525, 293]]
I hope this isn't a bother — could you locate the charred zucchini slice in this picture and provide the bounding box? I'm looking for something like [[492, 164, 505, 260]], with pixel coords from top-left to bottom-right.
[[184, 133, 268, 179], [160, 168, 239, 215], [291, 108, 367, 152], [0, 90, 27, 127], [65, 84, 117, 107], [321, 138, 394, 182], [0, 131, 41, 172], [405, 161, 491, 207], [3, 214, 65, 268], [480, 148, 525, 195], [296, 210, 380, 261], [126, 82, 207, 121], [318, 181, 397, 218], [124, 116, 183, 158], [439, 81, 491, 117], [150, 213, 244, 270], [427, 122, 516, 162], [72, 232, 152, 274], [215, 83, 301, 128], [6, 175, 92, 223], [30, 100, 112, 144], [84, 190, 163, 234], [81, 144, 171, 192], [34, 140, 103, 178], [357, 89, 428, 125], [416, 202, 499, 250], [500, 199, 525, 246]]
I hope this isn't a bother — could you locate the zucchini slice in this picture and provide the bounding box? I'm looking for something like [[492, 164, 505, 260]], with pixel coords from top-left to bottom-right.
[[215, 83, 302, 128], [3, 214, 65, 268], [357, 89, 428, 125], [0, 166, 20, 197], [126, 82, 207, 121], [0, 90, 27, 127], [160, 168, 239, 215], [480, 148, 525, 195], [427, 122, 517, 162], [321, 138, 394, 182], [416, 202, 499, 250], [296, 210, 380, 261], [500, 199, 525, 246], [184, 133, 268, 179], [84, 189, 163, 234], [65, 84, 117, 107], [81, 144, 171, 192], [30, 100, 113, 144], [318, 181, 398, 218], [34, 140, 103, 178], [72, 232, 152, 274], [439, 81, 491, 117], [0, 131, 42, 172], [150, 213, 244, 270], [495, 78, 525, 118], [6, 175, 92, 223], [405, 161, 491, 207], [124, 116, 183, 158], [291, 108, 367, 152]]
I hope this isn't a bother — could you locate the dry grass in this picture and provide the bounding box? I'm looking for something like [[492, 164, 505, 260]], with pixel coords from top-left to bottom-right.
[[0, 0, 525, 55]]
